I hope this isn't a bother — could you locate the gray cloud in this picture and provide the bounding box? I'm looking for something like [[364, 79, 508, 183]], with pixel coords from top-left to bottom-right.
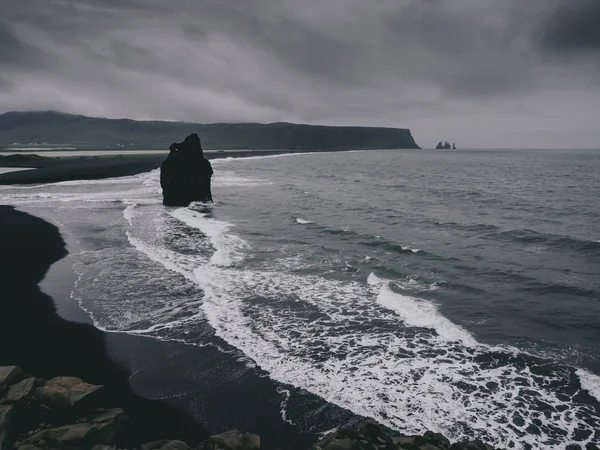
[[0, 0, 599, 148], [539, 0, 600, 54]]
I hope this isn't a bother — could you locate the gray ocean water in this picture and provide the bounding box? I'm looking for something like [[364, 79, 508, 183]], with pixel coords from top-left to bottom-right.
[[1, 149, 599, 449]]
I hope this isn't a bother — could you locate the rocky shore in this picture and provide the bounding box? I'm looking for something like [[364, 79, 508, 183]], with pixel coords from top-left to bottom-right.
[[0, 366, 459, 450], [3, 365, 600, 450], [0, 365, 259, 450]]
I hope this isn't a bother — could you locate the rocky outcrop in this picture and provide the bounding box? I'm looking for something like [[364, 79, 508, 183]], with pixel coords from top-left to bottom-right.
[[18, 408, 128, 448], [0, 369, 127, 449], [0, 405, 14, 450], [4, 366, 593, 450], [200, 430, 260, 450], [37, 376, 108, 416], [0, 367, 260, 450], [0, 368, 23, 389], [160, 134, 214, 207], [436, 141, 452, 150]]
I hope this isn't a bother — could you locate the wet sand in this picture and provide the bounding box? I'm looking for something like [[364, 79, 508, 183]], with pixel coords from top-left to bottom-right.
[[0, 205, 211, 446], [0, 150, 314, 185], [0, 205, 349, 449]]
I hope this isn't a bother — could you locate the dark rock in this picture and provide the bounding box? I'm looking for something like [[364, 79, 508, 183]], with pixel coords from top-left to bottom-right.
[[0, 366, 23, 387], [160, 133, 214, 206], [91, 446, 115, 450], [0, 405, 15, 450], [587, 444, 600, 450], [312, 431, 337, 450], [200, 429, 260, 450], [435, 141, 452, 150], [36, 376, 107, 415], [20, 408, 127, 447], [418, 445, 442, 450], [566, 445, 582, 450], [391, 435, 418, 447], [142, 440, 191, 450], [357, 419, 382, 441], [324, 438, 355, 450], [420, 431, 450, 449], [4, 377, 36, 405], [449, 441, 493, 450]]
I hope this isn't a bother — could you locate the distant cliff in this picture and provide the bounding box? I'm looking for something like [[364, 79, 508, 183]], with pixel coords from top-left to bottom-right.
[[0, 111, 420, 150]]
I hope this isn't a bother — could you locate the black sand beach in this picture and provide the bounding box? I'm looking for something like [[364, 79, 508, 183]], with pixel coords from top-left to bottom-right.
[[0, 205, 210, 446], [0, 150, 315, 185], [0, 205, 342, 449], [0, 148, 364, 448]]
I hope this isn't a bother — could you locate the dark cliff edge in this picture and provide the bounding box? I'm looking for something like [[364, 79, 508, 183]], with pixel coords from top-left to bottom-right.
[[0, 111, 420, 150]]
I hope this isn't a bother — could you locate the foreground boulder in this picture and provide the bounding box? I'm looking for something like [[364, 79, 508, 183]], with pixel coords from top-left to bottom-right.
[[160, 134, 214, 206], [200, 429, 260, 450], [37, 376, 107, 416], [0, 405, 14, 450], [5, 378, 36, 406], [0, 367, 23, 388], [19, 408, 128, 448]]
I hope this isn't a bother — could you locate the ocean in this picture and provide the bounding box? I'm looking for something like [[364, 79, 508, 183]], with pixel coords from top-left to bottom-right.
[[1, 148, 599, 449]]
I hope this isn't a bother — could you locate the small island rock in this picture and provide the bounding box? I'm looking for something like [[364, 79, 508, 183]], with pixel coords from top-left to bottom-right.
[[436, 141, 452, 150], [160, 134, 214, 207]]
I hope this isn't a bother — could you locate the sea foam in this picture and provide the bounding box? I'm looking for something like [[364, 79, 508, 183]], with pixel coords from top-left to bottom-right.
[[133, 207, 600, 449], [7, 166, 598, 450], [372, 278, 477, 346], [577, 369, 600, 402]]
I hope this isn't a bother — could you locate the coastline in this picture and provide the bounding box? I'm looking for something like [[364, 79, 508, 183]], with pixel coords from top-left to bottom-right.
[[0, 197, 517, 450], [0, 149, 357, 185], [0, 205, 336, 449], [0, 205, 210, 447], [2, 152, 591, 449]]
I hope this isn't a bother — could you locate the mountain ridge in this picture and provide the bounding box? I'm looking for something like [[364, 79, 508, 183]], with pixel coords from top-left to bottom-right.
[[0, 111, 420, 150]]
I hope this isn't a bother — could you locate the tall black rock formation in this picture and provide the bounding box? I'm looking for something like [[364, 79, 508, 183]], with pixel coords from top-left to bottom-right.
[[160, 134, 213, 206]]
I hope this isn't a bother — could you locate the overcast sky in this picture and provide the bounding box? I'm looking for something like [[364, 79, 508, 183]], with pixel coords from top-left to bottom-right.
[[1, 0, 599, 148]]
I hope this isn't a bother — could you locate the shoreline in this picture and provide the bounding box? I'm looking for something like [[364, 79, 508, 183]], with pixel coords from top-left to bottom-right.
[[0, 205, 210, 447], [0, 205, 335, 449], [0, 199, 509, 450], [0, 148, 361, 185], [1, 156, 587, 449]]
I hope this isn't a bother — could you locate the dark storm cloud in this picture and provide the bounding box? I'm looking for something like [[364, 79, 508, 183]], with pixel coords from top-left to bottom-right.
[[0, 22, 29, 66], [0, 0, 599, 148], [540, 0, 600, 54]]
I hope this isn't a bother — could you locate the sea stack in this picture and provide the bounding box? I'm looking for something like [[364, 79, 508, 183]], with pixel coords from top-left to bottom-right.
[[160, 133, 213, 206]]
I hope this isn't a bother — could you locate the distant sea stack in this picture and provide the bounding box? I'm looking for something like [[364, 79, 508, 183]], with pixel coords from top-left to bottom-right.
[[160, 134, 213, 206], [436, 141, 456, 150]]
